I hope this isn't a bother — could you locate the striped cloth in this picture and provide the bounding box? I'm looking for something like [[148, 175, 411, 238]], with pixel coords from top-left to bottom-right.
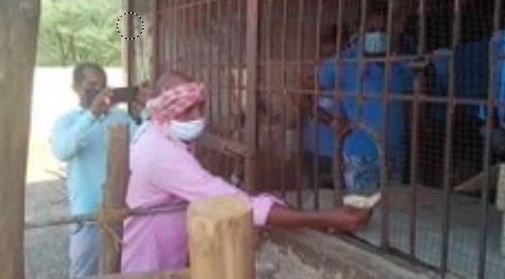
[[146, 82, 205, 125]]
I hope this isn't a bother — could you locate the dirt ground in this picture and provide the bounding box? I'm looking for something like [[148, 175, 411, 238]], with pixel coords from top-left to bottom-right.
[[25, 179, 71, 279]]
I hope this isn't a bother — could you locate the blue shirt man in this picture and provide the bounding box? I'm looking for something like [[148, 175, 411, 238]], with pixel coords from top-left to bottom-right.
[[304, 12, 414, 192], [52, 109, 134, 215], [51, 63, 138, 278]]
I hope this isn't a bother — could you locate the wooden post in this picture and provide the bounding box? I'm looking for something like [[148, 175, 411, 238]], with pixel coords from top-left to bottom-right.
[[188, 195, 254, 279], [122, 0, 135, 87], [100, 125, 130, 274], [0, 1, 40, 278]]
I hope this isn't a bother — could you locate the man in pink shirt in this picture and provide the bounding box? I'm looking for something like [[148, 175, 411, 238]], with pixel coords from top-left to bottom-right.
[[121, 72, 371, 274]]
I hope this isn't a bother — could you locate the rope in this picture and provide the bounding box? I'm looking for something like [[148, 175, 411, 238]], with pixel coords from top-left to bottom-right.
[[95, 204, 187, 251], [96, 207, 131, 251], [24, 204, 189, 244]]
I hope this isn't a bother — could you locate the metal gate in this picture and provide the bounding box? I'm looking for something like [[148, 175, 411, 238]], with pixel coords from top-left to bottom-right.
[[153, 0, 257, 190], [152, 1, 505, 278]]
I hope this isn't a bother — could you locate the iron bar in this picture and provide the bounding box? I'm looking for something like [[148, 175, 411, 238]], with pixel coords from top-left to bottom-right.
[[223, 0, 233, 179], [408, 0, 426, 263], [152, 0, 161, 78], [312, 0, 323, 210], [264, 0, 274, 195], [206, 0, 213, 132], [281, 0, 288, 199], [296, 0, 305, 209], [477, 1, 503, 277], [440, 0, 460, 274], [380, 0, 395, 252], [256, 88, 501, 105], [356, 0, 368, 121], [244, 0, 259, 191], [157, 0, 217, 14], [332, 0, 345, 208]]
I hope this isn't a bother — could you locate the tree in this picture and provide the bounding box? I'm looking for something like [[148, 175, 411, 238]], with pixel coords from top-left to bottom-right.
[[37, 0, 122, 66]]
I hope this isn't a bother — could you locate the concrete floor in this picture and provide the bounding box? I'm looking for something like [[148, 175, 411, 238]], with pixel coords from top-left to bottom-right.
[[285, 187, 505, 279]]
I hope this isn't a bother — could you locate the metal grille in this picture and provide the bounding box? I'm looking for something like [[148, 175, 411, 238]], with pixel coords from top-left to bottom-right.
[[154, 0, 250, 185], [153, 0, 505, 278]]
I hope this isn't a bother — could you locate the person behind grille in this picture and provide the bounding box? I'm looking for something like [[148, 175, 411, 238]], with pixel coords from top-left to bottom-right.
[[304, 6, 415, 194], [301, 23, 352, 189], [415, 0, 496, 187], [120, 71, 371, 274]]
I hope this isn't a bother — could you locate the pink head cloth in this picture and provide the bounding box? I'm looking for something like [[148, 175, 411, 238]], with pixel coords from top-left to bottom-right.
[[146, 82, 205, 126]]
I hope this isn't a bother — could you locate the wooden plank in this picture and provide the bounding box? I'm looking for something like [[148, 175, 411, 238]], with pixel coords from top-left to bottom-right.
[[199, 133, 249, 157], [188, 195, 254, 279], [453, 165, 499, 193], [244, 0, 259, 191], [100, 125, 130, 274], [0, 0, 40, 278]]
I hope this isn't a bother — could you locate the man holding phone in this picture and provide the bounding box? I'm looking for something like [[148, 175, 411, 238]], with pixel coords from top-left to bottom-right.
[[50, 63, 149, 277]]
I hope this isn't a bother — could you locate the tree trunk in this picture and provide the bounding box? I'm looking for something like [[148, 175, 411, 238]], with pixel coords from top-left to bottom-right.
[[0, 1, 40, 278]]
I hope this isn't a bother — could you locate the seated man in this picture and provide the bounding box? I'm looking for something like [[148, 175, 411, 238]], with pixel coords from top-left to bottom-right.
[[305, 7, 414, 194]]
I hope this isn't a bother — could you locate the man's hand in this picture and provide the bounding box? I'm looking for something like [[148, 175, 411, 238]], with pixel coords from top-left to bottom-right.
[[326, 207, 372, 234], [137, 83, 152, 105], [89, 88, 113, 118], [128, 82, 152, 123], [129, 100, 145, 124]]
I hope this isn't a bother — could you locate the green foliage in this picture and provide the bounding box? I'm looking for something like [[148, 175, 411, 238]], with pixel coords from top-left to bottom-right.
[[37, 0, 122, 66]]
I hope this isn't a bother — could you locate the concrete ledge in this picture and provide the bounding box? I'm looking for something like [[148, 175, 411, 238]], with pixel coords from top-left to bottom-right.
[[259, 229, 454, 279], [90, 230, 465, 279]]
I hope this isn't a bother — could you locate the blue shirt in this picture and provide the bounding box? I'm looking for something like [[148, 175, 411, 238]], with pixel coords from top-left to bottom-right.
[[51, 108, 136, 215], [430, 40, 489, 121], [305, 50, 414, 169], [493, 31, 505, 128]]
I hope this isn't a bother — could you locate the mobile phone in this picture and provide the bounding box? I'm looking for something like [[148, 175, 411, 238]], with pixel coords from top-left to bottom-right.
[[110, 86, 139, 104]]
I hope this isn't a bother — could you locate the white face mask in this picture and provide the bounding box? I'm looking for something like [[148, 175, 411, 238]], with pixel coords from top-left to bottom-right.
[[364, 32, 387, 55], [168, 118, 206, 142]]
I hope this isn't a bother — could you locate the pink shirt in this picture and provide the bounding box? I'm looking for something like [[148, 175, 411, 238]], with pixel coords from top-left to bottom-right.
[[121, 123, 277, 273]]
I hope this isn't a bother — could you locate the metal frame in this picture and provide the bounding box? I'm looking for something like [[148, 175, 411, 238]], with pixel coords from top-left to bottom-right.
[[152, 1, 504, 278]]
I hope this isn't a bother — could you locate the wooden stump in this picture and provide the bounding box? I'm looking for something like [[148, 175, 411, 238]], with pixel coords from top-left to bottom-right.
[[188, 195, 254, 279]]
